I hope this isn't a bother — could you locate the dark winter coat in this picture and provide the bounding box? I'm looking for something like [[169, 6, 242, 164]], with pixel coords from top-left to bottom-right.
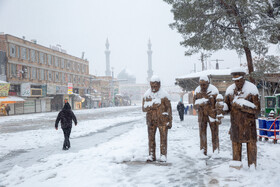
[[177, 102, 185, 114], [55, 103, 77, 129]]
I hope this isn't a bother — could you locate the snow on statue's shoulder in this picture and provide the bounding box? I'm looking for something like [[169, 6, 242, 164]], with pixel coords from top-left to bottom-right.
[[226, 81, 259, 97], [208, 84, 219, 95], [143, 88, 170, 108], [243, 81, 259, 95], [194, 84, 218, 95], [225, 84, 236, 96]]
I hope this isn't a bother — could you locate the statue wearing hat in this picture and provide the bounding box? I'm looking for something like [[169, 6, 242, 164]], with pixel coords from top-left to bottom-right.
[[224, 67, 260, 168], [193, 75, 220, 155], [142, 75, 172, 162]]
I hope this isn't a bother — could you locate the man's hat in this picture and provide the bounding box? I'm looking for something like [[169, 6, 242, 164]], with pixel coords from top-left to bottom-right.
[[150, 75, 161, 82], [230, 67, 246, 80]]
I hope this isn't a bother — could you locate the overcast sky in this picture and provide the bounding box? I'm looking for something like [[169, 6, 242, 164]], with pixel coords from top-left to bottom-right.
[[0, 0, 279, 85]]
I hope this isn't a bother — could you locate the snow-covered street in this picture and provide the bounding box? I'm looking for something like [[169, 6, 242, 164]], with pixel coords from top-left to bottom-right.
[[1, 105, 280, 187]]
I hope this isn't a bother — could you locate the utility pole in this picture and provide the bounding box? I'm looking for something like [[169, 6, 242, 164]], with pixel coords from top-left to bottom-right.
[[211, 59, 224, 70], [198, 52, 211, 71]]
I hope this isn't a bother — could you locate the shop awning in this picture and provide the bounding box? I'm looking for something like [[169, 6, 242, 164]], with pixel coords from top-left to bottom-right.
[[0, 96, 25, 103]]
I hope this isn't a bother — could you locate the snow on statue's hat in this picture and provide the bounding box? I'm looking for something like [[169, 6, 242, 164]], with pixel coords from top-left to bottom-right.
[[199, 75, 209, 82], [230, 67, 246, 81], [150, 75, 161, 82]]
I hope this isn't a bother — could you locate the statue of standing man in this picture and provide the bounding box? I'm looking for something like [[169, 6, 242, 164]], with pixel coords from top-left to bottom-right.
[[142, 75, 172, 162], [224, 67, 260, 168], [193, 75, 219, 155]]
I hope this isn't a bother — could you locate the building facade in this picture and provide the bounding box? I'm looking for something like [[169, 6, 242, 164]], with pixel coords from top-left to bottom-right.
[[0, 34, 90, 114]]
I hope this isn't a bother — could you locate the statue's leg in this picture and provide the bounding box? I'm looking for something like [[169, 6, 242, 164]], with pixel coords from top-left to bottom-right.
[[148, 124, 157, 161], [247, 142, 257, 167], [199, 120, 207, 155], [210, 122, 219, 153], [159, 125, 168, 158], [232, 142, 242, 161]]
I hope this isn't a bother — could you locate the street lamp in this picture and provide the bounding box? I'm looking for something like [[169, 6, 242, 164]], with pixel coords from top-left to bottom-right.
[[111, 67, 115, 107], [89, 76, 93, 109]]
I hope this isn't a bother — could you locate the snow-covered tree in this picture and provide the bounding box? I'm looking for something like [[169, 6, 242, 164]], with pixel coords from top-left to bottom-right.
[[164, 0, 278, 82]]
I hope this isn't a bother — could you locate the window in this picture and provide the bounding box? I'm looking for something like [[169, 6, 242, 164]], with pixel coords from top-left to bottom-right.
[[21, 47, 27, 60], [48, 71, 52, 81], [54, 57, 58, 67], [10, 64, 17, 77], [9, 44, 16, 57], [72, 62, 75, 71], [77, 63, 80, 72], [40, 69, 44, 80], [27, 49, 30, 61], [55, 72, 59, 82], [68, 74, 71, 82], [61, 59, 64, 69], [66, 60, 70, 69], [22, 66, 28, 79], [32, 67, 37, 80], [82, 65, 85, 73], [61, 72, 65, 83], [48, 54, 52, 65], [36, 51, 39, 63], [40, 52, 44, 64], [16, 46, 20, 58], [31, 50, 36, 62]]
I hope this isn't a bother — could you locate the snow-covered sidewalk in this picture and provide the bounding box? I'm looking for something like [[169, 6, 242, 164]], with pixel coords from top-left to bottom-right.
[[1, 108, 280, 186]]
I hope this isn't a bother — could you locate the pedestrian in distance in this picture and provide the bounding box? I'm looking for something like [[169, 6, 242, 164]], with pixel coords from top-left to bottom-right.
[[177, 101, 185, 121], [5, 104, 11, 116], [55, 102, 77, 150], [185, 105, 189, 115]]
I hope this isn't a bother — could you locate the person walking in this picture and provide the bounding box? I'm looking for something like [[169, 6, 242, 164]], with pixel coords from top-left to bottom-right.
[[55, 102, 77, 150], [177, 101, 185, 121], [5, 104, 11, 116]]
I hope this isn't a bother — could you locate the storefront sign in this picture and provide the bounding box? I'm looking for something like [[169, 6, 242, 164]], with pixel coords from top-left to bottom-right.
[[21, 83, 31, 96], [47, 84, 56, 95], [68, 83, 73, 94], [0, 83, 10, 96], [56, 86, 68, 94]]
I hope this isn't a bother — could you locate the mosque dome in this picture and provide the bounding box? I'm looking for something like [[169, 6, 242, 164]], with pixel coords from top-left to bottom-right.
[[117, 68, 136, 84]]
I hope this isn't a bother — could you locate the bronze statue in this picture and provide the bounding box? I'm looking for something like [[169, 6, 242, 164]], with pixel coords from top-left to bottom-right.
[[224, 68, 260, 167], [142, 75, 172, 162], [193, 75, 219, 155]]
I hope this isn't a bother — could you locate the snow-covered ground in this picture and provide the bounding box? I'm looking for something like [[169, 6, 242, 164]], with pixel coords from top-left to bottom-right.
[[0, 105, 280, 187]]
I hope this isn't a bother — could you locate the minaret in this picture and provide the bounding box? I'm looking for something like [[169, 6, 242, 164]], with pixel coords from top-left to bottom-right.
[[105, 38, 111, 76], [147, 39, 153, 82]]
